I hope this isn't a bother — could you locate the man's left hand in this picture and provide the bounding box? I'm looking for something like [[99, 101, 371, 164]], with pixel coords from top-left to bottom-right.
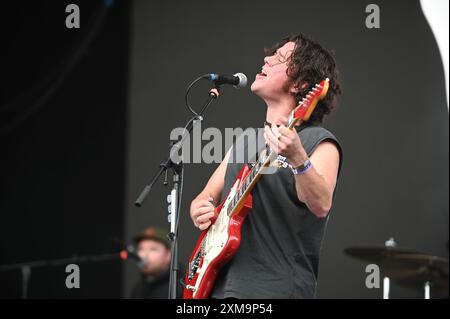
[[264, 123, 308, 167]]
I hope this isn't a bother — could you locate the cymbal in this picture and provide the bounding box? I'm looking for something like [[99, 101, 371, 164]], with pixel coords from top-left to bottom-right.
[[344, 246, 449, 295], [383, 254, 449, 293], [344, 245, 420, 264]]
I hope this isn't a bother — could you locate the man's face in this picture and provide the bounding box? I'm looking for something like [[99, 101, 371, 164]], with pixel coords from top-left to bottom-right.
[[251, 41, 296, 102], [137, 239, 171, 276]]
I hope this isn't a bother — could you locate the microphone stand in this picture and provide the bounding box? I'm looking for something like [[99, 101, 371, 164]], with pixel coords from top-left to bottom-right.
[[135, 87, 221, 299]]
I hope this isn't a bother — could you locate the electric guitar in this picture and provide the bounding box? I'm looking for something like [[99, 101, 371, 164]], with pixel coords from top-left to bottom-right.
[[184, 78, 330, 299]]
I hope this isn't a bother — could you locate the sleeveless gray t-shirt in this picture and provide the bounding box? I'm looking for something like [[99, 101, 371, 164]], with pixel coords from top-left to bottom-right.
[[210, 124, 343, 299]]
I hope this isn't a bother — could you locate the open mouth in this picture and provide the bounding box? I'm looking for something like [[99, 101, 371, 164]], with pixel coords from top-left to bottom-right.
[[257, 68, 267, 78]]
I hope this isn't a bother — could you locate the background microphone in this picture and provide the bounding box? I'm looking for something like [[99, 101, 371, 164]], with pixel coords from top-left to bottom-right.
[[204, 72, 247, 88], [119, 245, 148, 269]]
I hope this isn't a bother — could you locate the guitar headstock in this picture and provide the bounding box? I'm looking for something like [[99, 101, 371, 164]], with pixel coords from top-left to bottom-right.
[[288, 78, 330, 127]]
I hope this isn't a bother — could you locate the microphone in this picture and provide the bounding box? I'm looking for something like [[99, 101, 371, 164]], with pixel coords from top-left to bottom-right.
[[119, 245, 148, 269], [204, 73, 247, 88]]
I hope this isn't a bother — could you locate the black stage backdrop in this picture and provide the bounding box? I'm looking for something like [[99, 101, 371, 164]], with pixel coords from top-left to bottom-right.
[[0, 1, 130, 298], [0, 0, 448, 299]]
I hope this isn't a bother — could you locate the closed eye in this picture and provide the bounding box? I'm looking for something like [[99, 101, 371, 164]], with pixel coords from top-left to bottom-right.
[[278, 53, 287, 63]]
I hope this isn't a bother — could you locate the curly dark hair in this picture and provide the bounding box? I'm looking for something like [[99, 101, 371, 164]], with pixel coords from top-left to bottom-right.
[[264, 33, 341, 124]]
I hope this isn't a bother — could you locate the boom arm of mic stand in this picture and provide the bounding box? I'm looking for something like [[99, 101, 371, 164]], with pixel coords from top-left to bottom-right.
[[135, 163, 167, 207]]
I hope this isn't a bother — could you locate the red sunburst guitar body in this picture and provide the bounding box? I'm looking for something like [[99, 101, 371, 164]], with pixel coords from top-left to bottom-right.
[[183, 164, 253, 299]]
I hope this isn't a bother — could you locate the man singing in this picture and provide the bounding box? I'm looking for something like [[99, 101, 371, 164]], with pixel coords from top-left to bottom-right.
[[190, 34, 343, 298]]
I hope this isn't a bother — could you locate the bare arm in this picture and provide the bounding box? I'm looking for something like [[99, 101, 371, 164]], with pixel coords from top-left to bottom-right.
[[190, 147, 232, 230], [265, 124, 340, 218], [293, 141, 340, 218]]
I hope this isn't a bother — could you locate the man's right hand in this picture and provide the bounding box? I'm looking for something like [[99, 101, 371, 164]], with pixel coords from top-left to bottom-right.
[[190, 196, 217, 231]]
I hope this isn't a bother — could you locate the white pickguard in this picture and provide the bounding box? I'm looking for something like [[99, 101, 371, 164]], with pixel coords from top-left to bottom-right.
[[192, 178, 240, 297]]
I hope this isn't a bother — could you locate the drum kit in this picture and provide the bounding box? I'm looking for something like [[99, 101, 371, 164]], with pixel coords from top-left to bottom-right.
[[344, 238, 449, 299]]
